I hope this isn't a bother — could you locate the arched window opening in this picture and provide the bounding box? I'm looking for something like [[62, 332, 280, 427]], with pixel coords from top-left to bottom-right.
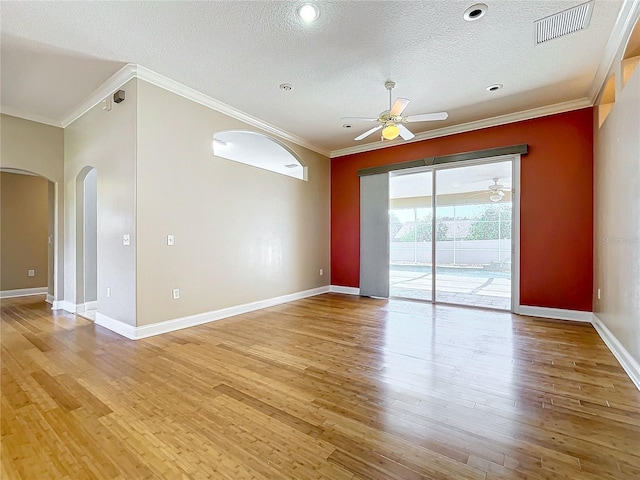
[[213, 131, 307, 181]]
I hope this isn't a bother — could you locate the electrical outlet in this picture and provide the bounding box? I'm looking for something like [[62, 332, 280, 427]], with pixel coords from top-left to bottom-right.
[[167, 234, 175, 246], [106, 287, 111, 298], [597, 288, 601, 300], [172, 288, 180, 300], [27, 269, 35, 277], [319, 268, 324, 276], [122, 234, 131, 246]]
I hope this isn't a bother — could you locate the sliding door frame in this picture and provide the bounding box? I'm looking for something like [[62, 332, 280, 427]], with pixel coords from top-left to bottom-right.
[[390, 153, 521, 311]]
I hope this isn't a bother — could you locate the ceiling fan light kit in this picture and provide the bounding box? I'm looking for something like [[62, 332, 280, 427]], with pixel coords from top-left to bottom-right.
[[382, 124, 400, 140], [345, 81, 449, 143]]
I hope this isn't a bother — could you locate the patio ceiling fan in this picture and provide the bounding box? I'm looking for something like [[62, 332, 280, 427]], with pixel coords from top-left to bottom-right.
[[471, 178, 511, 202], [488, 177, 511, 202], [342, 81, 448, 142]]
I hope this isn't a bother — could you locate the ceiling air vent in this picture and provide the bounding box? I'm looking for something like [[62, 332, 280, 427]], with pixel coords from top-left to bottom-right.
[[535, 1, 593, 45]]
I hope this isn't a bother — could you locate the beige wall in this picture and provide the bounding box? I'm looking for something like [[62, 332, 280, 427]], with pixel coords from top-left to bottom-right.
[[0, 114, 64, 300], [594, 63, 640, 364], [136, 80, 331, 326], [64, 79, 137, 324], [0, 172, 49, 290]]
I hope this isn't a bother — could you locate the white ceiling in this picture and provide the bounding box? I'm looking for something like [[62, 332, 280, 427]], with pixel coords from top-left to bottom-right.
[[390, 160, 513, 198], [0, 1, 626, 154]]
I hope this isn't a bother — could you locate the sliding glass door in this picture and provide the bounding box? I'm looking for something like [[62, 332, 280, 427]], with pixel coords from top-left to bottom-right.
[[389, 170, 433, 301], [388, 158, 514, 311], [434, 161, 512, 310]]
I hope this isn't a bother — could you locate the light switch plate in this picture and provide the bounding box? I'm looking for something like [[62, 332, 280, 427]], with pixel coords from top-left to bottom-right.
[[123, 234, 131, 246], [167, 234, 175, 246]]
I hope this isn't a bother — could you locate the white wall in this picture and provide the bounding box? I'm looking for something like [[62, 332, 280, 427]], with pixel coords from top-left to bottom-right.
[[135, 80, 331, 326], [594, 60, 640, 365], [64, 79, 137, 325]]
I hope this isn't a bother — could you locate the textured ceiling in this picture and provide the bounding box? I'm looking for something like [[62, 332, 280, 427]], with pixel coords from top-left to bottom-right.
[[0, 1, 624, 153]]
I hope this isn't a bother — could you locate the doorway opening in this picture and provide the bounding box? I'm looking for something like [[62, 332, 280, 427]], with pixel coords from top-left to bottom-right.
[[76, 166, 97, 320], [0, 169, 57, 304], [389, 156, 519, 311]]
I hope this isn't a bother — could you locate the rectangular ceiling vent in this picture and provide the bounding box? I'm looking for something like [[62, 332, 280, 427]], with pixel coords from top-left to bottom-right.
[[535, 1, 593, 45]]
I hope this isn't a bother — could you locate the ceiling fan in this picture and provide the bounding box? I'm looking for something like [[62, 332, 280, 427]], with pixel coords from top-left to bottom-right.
[[477, 178, 511, 202], [342, 81, 448, 142], [467, 178, 512, 202]]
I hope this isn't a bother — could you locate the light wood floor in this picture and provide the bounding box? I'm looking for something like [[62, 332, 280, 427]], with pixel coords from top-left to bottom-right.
[[2, 294, 640, 479]]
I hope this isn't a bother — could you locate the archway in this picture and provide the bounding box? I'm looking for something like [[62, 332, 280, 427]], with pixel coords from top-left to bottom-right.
[[75, 166, 98, 319], [0, 168, 57, 304]]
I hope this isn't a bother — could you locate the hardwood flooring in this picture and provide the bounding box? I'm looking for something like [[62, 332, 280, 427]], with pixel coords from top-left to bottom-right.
[[2, 294, 639, 479]]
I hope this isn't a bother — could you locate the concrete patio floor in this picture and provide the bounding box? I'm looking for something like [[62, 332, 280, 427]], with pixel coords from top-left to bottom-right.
[[390, 266, 511, 310]]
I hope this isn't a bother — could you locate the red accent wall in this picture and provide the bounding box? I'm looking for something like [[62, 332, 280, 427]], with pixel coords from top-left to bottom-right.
[[331, 108, 594, 312]]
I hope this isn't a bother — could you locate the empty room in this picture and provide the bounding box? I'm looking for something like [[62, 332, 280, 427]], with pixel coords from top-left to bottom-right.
[[1, 1, 639, 479]]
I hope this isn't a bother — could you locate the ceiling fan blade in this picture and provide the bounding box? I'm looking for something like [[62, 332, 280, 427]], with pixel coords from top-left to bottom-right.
[[341, 117, 379, 122], [404, 112, 449, 122], [397, 124, 415, 141], [354, 125, 382, 141], [390, 98, 410, 116]]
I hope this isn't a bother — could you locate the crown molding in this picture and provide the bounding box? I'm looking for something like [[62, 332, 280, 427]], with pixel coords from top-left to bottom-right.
[[0, 106, 61, 128], [330, 98, 592, 158], [59, 63, 330, 157], [588, 0, 640, 103], [61, 63, 137, 127], [135, 66, 330, 157]]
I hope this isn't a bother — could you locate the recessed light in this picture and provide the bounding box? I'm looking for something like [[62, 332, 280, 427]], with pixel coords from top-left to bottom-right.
[[342, 124, 352, 128], [279, 83, 294, 92], [486, 83, 503, 92], [297, 4, 319, 23], [464, 3, 488, 21]]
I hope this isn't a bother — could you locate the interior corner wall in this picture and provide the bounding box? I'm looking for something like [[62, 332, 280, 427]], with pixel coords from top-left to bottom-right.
[[331, 108, 594, 312], [135, 80, 331, 326], [0, 114, 64, 300], [594, 66, 640, 364], [64, 78, 137, 325], [0, 172, 49, 290]]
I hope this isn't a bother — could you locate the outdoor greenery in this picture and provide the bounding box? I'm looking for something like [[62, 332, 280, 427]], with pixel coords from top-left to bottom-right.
[[391, 205, 512, 243], [395, 214, 449, 242], [466, 205, 512, 240]]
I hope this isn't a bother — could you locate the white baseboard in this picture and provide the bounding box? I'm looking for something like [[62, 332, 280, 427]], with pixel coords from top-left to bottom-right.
[[592, 314, 640, 391], [56, 300, 78, 313], [95, 285, 331, 340], [516, 305, 593, 322], [46, 294, 54, 304], [330, 285, 360, 295], [75, 301, 97, 313], [0, 287, 47, 299], [84, 301, 97, 311], [95, 312, 137, 339]]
